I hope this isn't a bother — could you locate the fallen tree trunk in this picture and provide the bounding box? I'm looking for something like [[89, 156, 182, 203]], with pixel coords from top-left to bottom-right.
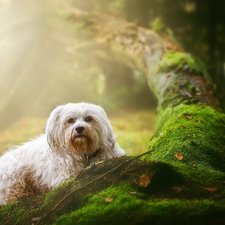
[[1, 7, 225, 225]]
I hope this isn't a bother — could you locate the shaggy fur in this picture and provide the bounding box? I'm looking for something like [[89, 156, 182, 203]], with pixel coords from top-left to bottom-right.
[[0, 103, 126, 205]]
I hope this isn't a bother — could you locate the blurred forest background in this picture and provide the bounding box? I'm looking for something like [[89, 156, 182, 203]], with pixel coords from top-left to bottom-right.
[[0, 0, 224, 155]]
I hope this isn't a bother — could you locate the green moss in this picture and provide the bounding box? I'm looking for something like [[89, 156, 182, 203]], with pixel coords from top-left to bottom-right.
[[53, 184, 225, 225], [0, 201, 16, 220], [44, 177, 76, 206], [159, 51, 212, 83], [147, 104, 225, 173]]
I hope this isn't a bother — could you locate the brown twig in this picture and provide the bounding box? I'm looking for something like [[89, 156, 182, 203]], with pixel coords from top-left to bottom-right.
[[37, 149, 155, 224], [113, 158, 138, 184]]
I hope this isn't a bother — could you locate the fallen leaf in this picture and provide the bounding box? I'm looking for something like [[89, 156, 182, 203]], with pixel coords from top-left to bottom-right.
[[162, 198, 169, 201], [175, 152, 184, 161], [213, 195, 220, 198], [32, 217, 41, 222], [204, 188, 218, 192], [182, 113, 193, 119], [128, 192, 137, 195], [105, 197, 113, 202], [138, 174, 150, 187]]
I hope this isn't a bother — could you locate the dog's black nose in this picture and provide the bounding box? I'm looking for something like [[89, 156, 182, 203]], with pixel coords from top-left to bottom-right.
[[75, 125, 85, 134]]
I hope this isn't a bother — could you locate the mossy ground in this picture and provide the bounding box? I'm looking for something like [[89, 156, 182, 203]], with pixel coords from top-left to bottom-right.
[[53, 184, 225, 225]]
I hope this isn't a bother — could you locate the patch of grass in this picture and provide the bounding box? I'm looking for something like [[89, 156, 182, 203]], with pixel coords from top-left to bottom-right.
[[110, 109, 156, 155], [0, 118, 46, 155]]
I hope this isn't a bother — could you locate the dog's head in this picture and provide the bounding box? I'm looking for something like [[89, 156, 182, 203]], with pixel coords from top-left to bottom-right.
[[45, 103, 116, 158]]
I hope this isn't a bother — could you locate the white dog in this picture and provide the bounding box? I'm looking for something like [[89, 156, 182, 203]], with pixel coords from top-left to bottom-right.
[[0, 103, 126, 205]]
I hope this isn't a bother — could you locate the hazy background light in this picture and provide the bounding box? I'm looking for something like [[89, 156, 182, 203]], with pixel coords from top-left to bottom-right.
[[0, 0, 156, 131]]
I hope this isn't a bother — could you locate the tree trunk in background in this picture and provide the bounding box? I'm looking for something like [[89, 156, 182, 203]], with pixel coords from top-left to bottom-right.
[[1, 9, 225, 225], [68, 10, 225, 170]]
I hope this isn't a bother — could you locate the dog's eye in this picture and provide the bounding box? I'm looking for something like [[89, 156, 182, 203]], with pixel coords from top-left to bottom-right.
[[67, 118, 75, 124], [85, 116, 92, 122]]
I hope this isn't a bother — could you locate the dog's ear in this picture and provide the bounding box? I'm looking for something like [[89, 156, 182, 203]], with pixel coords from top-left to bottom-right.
[[98, 108, 119, 156], [103, 119, 126, 157], [96, 105, 126, 157], [45, 105, 65, 150], [104, 121, 116, 151]]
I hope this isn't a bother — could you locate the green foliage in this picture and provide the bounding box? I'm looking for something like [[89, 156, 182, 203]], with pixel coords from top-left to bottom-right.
[[107, 0, 126, 16], [151, 17, 166, 32]]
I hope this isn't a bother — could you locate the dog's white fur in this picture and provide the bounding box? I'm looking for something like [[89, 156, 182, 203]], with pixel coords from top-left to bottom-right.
[[0, 103, 126, 205]]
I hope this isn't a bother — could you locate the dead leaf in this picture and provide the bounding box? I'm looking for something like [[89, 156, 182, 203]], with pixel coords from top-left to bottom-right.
[[213, 195, 220, 198], [162, 198, 169, 201], [105, 197, 113, 202], [138, 174, 150, 187], [32, 217, 41, 222], [175, 152, 184, 161], [182, 113, 193, 119], [128, 192, 137, 195], [204, 188, 218, 192]]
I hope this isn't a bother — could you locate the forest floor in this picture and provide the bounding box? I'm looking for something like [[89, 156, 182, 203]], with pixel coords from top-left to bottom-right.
[[0, 108, 157, 156]]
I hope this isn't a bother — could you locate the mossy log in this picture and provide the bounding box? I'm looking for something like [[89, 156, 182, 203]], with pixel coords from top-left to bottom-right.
[[1, 9, 225, 225]]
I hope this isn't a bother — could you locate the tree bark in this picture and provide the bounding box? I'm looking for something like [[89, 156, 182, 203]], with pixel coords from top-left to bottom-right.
[[1, 9, 225, 225]]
